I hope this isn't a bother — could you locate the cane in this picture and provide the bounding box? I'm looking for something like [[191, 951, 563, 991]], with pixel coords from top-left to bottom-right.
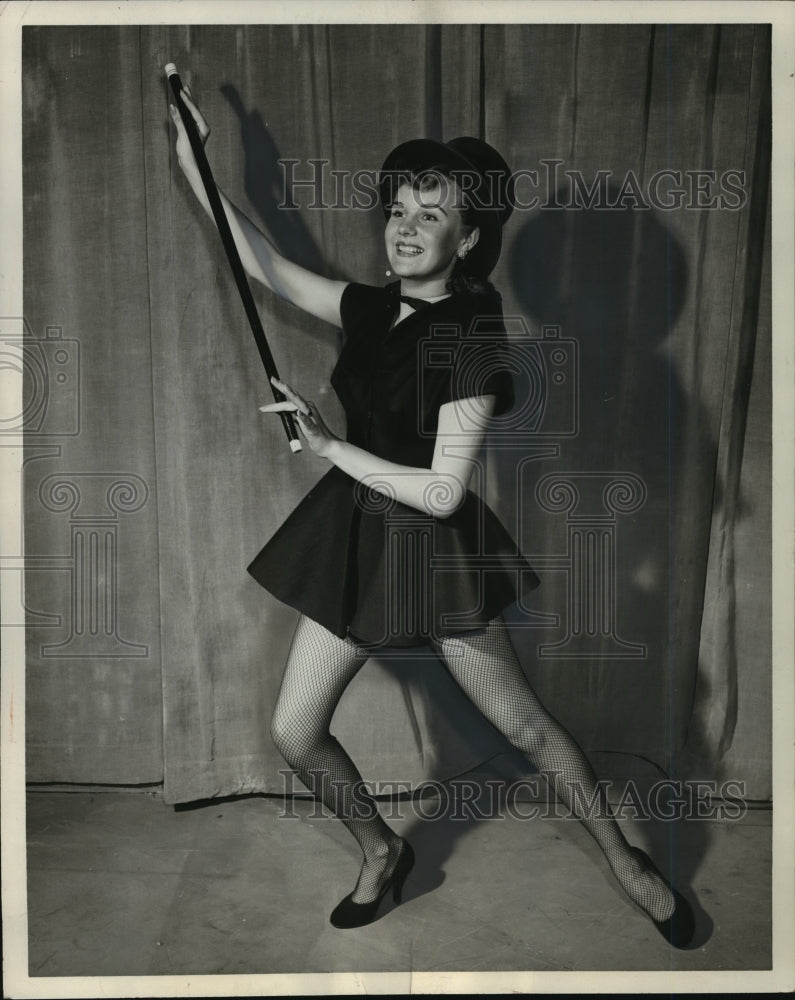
[[165, 63, 302, 453]]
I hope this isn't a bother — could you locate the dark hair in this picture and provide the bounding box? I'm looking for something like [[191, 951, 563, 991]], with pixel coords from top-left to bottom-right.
[[385, 162, 499, 298]]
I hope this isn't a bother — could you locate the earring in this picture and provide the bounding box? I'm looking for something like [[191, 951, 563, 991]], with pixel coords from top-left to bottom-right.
[[385, 269, 392, 277], [457, 249, 468, 260]]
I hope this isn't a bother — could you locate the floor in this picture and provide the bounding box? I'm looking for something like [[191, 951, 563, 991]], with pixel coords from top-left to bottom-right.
[[24, 770, 772, 984]]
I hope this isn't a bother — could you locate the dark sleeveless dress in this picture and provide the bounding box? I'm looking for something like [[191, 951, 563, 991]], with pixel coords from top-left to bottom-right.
[[247, 281, 539, 647]]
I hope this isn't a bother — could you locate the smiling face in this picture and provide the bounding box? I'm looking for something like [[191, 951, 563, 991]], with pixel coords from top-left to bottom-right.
[[384, 174, 479, 296]]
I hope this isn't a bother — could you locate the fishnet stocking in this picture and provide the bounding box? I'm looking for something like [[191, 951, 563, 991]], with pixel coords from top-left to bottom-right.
[[270, 615, 404, 904], [433, 617, 676, 923]]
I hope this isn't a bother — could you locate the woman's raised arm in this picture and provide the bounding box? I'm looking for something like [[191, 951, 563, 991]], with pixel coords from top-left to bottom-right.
[[169, 88, 346, 328]]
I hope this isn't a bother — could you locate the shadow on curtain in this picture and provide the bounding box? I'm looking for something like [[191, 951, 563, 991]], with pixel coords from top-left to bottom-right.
[[22, 23, 771, 814]]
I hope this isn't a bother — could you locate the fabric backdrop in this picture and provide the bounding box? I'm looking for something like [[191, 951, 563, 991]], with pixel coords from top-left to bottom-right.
[[23, 23, 771, 803]]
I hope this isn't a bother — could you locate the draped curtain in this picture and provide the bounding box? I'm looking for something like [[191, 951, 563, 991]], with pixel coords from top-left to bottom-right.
[[23, 23, 771, 803]]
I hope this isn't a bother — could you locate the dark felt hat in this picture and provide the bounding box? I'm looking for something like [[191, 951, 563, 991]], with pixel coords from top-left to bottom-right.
[[379, 137, 514, 276]]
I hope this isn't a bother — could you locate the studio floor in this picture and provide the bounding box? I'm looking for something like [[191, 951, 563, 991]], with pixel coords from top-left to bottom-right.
[[25, 772, 772, 981]]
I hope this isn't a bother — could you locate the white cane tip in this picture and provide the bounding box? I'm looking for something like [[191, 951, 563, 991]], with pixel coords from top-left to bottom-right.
[[164, 63, 178, 77], [289, 439, 303, 453]]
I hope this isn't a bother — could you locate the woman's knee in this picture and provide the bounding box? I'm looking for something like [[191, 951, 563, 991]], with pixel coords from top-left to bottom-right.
[[500, 715, 549, 758], [269, 706, 289, 755], [270, 702, 305, 758], [270, 698, 331, 765]]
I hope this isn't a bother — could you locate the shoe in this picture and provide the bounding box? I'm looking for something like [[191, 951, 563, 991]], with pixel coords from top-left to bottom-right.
[[330, 840, 415, 929], [632, 847, 696, 949]]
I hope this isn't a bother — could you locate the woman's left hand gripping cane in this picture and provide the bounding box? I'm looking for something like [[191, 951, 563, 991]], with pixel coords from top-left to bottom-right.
[[260, 377, 339, 458]]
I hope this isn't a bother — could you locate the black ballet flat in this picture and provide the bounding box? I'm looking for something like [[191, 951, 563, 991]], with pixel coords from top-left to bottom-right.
[[632, 847, 696, 949], [330, 840, 415, 929]]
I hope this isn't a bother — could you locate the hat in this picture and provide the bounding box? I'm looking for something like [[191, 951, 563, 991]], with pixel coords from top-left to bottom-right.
[[379, 137, 514, 276]]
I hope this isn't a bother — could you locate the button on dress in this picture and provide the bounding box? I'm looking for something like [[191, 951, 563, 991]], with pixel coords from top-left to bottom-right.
[[247, 281, 540, 647]]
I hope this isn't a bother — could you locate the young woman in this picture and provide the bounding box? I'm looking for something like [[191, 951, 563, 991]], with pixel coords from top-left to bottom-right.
[[169, 85, 694, 946]]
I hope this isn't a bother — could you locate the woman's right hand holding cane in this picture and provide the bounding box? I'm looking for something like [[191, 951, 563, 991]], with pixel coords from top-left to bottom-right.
[[167, 84, 257, 278], [166, 73, 346, 325], [169, 85, 210, 186]]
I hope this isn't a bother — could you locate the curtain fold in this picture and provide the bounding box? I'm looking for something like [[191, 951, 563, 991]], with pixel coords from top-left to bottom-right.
[[22, 23, 771, 802], [684, 26, 772, 765], [23, 26, 163, 783]]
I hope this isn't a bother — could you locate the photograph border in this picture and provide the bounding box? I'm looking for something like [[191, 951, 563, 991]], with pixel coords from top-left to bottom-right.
[[2, 1, 793, 996]]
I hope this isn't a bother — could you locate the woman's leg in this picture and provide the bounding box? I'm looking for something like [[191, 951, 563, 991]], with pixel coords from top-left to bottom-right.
[[433, 616, 676, 922], [270, 614, 404, 903]]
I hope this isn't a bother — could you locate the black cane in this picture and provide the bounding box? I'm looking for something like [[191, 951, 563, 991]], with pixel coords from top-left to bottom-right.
[[166, 63, 301, 453]]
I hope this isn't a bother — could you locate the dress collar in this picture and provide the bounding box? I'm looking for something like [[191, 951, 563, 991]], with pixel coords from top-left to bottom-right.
[[385, 280, 453, 309]]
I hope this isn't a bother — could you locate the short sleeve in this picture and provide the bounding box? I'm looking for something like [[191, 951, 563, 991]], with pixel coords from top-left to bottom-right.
[[446, 305, 515, 417], [339, 281, 390, 341]]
